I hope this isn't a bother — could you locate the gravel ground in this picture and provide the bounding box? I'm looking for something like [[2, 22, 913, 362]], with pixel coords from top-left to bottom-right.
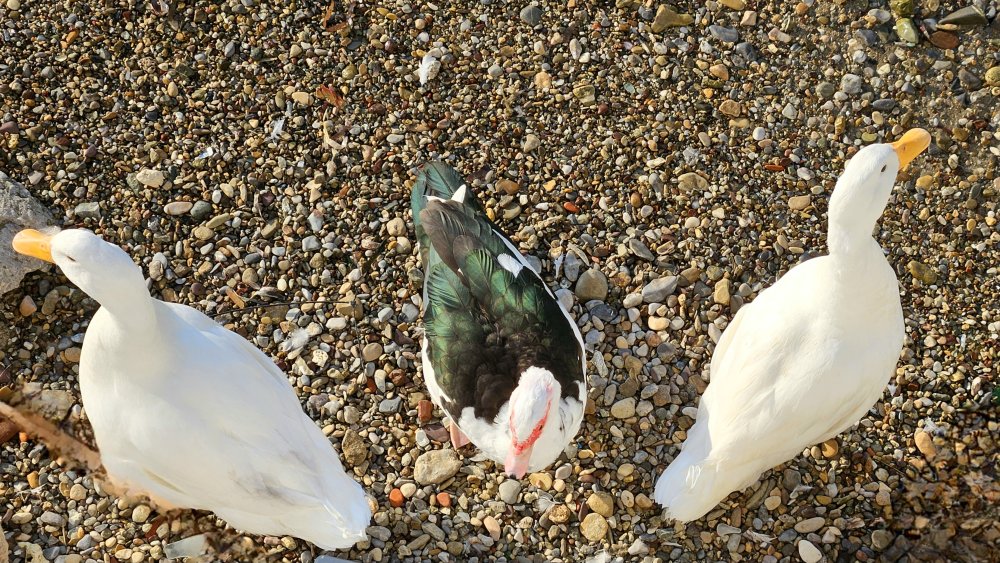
[[1, 0, 998, 562]]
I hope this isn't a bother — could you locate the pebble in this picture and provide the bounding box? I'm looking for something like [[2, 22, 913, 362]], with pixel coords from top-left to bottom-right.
[[641, 276, 679, 302], [580, 513, 609, 542], [677, 172, 709, 191], [519, 4, 542, 25], [575, 269, 608, 302], [413, 450, 462, 485], [651, 5, 693, 32], [498, 480, 522, 504], [708, 25, 739, 43], [341, 429, 368, 466], [907, 261, 938, 284], [840, 73, 864, 95], [74, 202, 101, 219], [798, 539, 822, 563], [19, 295, 36, 317], [131, 505, 151, 523], [164, 201, 193, 216], [794, 517, 825, 533], [789, 195, 812, 210], [362, 343, 383, 362], [586, 492, 614, 517], [610, 397, 636, 419], [872, 529, 894, 550], [136, 169, 165, 188], [914, 430, 937, 459]]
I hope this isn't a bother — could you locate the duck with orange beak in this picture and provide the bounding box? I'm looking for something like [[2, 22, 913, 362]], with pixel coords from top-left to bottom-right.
[[654, 129, 932, 521], [411, 163, 587, 478]]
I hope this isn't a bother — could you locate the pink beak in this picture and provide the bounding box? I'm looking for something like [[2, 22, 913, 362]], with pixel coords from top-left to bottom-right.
[[504, 445, 533, 479]]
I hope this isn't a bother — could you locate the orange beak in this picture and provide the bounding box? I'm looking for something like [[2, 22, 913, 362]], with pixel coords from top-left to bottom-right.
[[12, 229, 55, 263], [890, 128, 931, 171]]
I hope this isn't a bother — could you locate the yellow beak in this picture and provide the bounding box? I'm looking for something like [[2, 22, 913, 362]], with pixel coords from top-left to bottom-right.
[[12, 229, 55, 263], [890, 128, 931, 171]]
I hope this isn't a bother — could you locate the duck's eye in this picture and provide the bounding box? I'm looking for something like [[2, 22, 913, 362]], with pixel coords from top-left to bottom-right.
[[880, 165, 887, 173]]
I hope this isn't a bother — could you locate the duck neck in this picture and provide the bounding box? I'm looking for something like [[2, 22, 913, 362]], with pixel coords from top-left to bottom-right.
[[80, 267, 157, 333]]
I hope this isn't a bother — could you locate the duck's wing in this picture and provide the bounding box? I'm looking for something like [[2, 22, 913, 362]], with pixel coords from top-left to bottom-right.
[[109, 303, 370, 543], [697, 260, 892, 459], [415, 170, 584, 422]]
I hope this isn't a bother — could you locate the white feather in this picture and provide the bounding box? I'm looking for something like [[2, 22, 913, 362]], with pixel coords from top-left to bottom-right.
[[417, 52, 439, 85]]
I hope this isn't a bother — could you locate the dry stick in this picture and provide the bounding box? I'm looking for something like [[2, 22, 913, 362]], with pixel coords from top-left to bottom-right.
[[0, 400, 101, 471]]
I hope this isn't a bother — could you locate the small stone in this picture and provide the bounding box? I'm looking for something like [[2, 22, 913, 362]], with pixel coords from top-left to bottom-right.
[[789, 195, 811, 210], [816, 82, 836, 99], [523, 134, 540, 152], [483, 515, 501, 540], [549, 504, 572, 523], [938, 5, 988, 27], [894, 18, 919, 44], [74, 202, 101, 218], [719, 0, 744, 9], [573, 83, 596, 106], [914, 430, 937, 459], [164, 201, 193, 215], [795, 517, 825, 533], [677, 172, 708, 191], [575, 269, 609, 302], [840, 73, 864, 95], [414, 450, 463, 485], [436, 492, 451, 507], [651, 5, 693, 32], [708, 25, 739, 43], [581, 513, 609, 542], [400, 483, 417, 498], [587, 492, 614, 517], [889, 0, 913, 18], [984, 66, 1000, 87], [69, 483, 87, 501], [499, 480, 522, 504], [418, 400, 433, 423], [193, 226, 214, 241], [63, 347, 81, 363], [497, 179, 520, 195], [19, 295, 36, 316], [341, 429, 368, 466], [386, 217, 406, 237], [719, 100, 741, 117], [6, 0, 20, 10], [610, 397, 636, 419], [642, 276, 679, 302], [519, 4, 542, 25], [764, 496, 781, 510], [907, 261, 938, 284], [821, 438, 839, 458], [190, 201, 212, 219], [291, 91, 312, 105], [958, 69, 982, 90], [872, 529, 894, 550], [389, 488, 404, 508], [798, 540, 822, 563], [132, 505, 151, 523], [928, 31, 959, 49], [39, 511, 66, 527], [528, 473, 552, 490], [709, 64, 729, 81], [136, 169, 165, 188], [362, 343, 383, 362], [714, 279, 731, 305]]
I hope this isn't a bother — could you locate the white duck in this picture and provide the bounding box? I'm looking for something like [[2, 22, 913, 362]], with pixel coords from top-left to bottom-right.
[[12, 228, 371, 550], [654, 129, 931, 521]]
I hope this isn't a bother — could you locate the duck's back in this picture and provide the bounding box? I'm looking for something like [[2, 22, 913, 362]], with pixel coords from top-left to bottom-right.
[[656, 254, 903, 520], [79, 302, 370, 549]]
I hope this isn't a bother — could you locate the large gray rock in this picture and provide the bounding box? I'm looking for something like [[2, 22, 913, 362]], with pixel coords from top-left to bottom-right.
[[0, 172, 55, 294]]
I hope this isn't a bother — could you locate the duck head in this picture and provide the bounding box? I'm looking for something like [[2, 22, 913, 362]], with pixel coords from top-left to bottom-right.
[[827, 128, 931, 253], [505, 366, 559, 479], [13, 228, 150, 322]]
